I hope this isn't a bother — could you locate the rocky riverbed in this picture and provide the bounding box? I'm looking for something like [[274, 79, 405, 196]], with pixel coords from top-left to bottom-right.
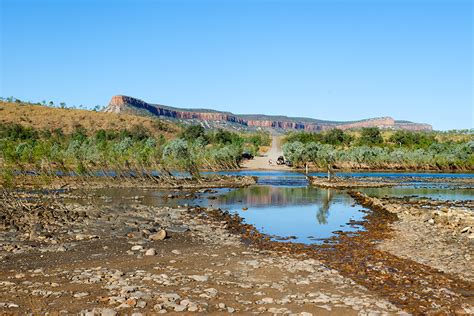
[[0, 190, 400, 315], [310, 175, 474, 189], [352, 192, 474, 282], [10, 174, 257, 190], [1, 179, 474, 314], [310, 177, 397, 189]]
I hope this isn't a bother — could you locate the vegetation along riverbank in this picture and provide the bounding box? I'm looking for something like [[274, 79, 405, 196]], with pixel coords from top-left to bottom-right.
[[282, 128, 473, 172], [1, 98, 473, 315], [0, 100, 271, 187]]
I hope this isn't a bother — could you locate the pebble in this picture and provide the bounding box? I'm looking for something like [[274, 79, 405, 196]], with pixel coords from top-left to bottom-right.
[[167, 226, 189, 233], [145, 248, 156, 256], [150, 230, 167, 241], [261, 297, 274, 304], [73, 292, 89, 298], [100, 308, 117, 316], [174, 305, 186, 312], [190, 275, 209, 282]]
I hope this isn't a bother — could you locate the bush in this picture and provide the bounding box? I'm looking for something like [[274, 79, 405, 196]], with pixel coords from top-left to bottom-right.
[[181, 125, 205, 142], [162, 139, 200, 179], [389, 130, 436, 148], [359, 127, 383, 145]]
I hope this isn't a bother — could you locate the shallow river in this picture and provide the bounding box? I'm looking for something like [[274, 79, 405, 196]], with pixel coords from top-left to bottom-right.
[[92, 171, 473, 244]]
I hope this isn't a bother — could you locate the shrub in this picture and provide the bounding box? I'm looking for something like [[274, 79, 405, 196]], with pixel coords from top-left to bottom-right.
[[359, 127, 383, 145]]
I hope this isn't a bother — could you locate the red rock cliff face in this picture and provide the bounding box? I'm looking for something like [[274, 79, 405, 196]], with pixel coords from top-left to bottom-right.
[[105, 95, 432, 131]]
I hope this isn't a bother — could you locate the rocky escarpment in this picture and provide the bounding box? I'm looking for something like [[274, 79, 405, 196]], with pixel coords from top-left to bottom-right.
[[105, 95, 433, 131]]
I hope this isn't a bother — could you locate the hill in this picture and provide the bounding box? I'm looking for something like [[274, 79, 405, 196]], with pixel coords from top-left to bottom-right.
[[105, 95, 433, 132], [0, 101, 178, 138]]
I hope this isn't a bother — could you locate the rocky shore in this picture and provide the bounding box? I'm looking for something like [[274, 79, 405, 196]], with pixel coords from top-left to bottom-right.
[[310, 175, 474, 189], [1, 176, 474, 314], [309, 177, 397, 189], [8, 174, 257, 190], [351, 192, 474, 282], [0, 190, 399, 315]]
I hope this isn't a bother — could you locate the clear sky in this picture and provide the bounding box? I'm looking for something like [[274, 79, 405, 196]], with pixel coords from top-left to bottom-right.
[[1, 0, 472, 130]]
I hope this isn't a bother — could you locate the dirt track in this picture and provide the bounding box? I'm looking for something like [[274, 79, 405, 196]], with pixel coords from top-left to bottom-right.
[[242, 136, 291, 171]]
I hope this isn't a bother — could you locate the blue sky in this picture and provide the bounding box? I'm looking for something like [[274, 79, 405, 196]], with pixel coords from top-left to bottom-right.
[[1, 0, 472, 130]]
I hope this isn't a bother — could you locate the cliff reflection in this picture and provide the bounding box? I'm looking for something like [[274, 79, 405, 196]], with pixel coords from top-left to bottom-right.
[[214, 186, 348, 224]]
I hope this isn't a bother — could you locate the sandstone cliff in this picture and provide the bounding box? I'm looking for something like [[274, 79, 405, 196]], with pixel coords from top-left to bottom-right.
[[105, 95, 433, 132]]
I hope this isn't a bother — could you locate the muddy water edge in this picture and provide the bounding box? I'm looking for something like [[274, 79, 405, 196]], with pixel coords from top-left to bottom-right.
[[194, 189, 473, 314], [1, 174, 473, 314]]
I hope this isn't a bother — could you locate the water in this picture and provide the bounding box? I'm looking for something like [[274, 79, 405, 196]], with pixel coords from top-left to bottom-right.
[[208, 186, 366, 244], [86, 171, 473, 245], [359, 186, 474, 201], [209, 170, 474, 179], [89, 185, 366, 244]]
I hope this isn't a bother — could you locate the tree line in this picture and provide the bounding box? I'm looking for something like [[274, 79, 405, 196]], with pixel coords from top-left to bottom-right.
[[283, 128, 473, 171], [0, 122, 271, 186]]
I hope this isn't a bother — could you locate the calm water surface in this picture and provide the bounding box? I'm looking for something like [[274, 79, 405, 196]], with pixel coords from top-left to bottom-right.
[[90, 171, 473, 245]]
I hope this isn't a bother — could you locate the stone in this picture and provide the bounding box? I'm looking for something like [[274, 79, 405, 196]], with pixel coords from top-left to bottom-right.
[[167, 226, 189, 233], [131, 245, 144, 251], [188, 304, 199, 312], [171, 249, 182, 255], [145, 248, 156, 256], [190, 275, 209, 282], [73, 292, 89, 298], [174, 305, 186, 312], [56, 246, 67, 252], [150, 230, 167, 241], [204, 288, 218, 297]]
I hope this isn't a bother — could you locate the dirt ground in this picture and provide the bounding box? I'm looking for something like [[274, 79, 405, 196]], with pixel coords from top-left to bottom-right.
[[1, 178, 473, 314], [0, 192, 399, 315], [242, 136, 292, 171]]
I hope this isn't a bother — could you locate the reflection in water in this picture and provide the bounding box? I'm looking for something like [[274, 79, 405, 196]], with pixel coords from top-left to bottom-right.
[[213, 186, 350, 208], [212, 185, 364, 244], [317, 189, 333, 224], [213, 186, 338, 226], [82, 171, 473, 245]]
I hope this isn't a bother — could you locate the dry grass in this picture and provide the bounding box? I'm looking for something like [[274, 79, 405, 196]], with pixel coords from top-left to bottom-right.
[[0, 102, 179, 138]]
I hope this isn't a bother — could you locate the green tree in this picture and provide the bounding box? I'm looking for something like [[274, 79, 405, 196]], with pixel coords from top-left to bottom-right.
[[162, 139, 200, 179], [181, 125, 205, 142], [282, 141, 305, 166], [359, 127, 383, 145], [323, 129, 352, 145]]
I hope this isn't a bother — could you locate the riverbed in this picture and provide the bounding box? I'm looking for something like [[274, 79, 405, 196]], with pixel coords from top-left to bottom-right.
[[88, 171, 474, 245], [1, 171, 473, 314]]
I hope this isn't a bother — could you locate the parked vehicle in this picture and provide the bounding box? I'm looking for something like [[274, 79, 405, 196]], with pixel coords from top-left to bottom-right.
[[241, 152, 254, 160], [276, 156, 285, 165]]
